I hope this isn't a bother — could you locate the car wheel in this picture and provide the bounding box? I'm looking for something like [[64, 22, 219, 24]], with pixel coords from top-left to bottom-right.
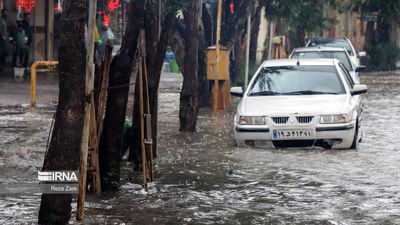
[[350, 119, 359, 149]]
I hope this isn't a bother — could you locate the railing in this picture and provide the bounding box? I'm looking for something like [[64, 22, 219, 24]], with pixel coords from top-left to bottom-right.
[[30, 61, 59, 106]]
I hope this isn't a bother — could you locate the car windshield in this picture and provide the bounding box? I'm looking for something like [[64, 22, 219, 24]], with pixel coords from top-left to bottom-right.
[[248, 66, 345, 96], [309, 41, 354, 56], [291, 51, 353, 71]]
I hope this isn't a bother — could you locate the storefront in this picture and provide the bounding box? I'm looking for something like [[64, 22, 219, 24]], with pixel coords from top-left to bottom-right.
[[1, 0, 125, 66]]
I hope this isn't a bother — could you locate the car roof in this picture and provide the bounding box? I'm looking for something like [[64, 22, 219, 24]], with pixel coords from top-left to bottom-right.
[[261, 58, 338, 67], [310, 36, 348, 43], [293, 47, 348, 52]]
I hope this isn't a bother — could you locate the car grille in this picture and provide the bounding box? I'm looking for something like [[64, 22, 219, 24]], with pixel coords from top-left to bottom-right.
[[296, 116, 314, 124], [272, 117, 289, 124]]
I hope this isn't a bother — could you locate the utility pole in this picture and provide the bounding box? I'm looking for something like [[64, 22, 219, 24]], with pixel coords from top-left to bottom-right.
[[77, 0, 97, 221], [213, 0, 222, 111]]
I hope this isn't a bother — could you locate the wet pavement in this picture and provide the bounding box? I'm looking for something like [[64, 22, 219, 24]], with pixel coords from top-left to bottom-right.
[[0, 70, 400, 224]]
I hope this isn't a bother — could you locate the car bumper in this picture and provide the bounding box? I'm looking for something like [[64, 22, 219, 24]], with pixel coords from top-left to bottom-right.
[[234, 122, 356, 149]]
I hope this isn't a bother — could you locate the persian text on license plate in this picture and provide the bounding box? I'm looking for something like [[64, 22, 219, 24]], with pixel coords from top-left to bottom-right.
[[273, 130, 313, 139]]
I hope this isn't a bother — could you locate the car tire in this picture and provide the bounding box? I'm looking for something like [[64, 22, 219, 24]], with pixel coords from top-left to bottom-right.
[[350, 119, 359, 149]]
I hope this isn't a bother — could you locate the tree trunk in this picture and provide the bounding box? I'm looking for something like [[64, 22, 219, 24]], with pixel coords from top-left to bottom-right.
[[250, 7, 261, 62], [99, 0, 145, 191], [129, 8, 176, 168], [198, 19, 211, 108], [377, 21, 391, 43], [232, 30, 246, 84], [364, 21, 375, 51], [220, 0, 255, 49], [179, 0, 200, 132], [38, 0, 87, 224], [197, 4, 214, 108], [290, 27, 305, 49], [170, 20, 186, 75]]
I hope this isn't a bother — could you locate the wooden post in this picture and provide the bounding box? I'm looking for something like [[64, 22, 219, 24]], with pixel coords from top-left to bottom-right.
[[213, 0, 222, 111], [142, 56, 154, 182], [138, 29, 147, 188], [77, 0, 97, 221]]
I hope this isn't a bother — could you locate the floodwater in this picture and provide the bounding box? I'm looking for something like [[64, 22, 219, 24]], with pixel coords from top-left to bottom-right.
[[0, 72, 400, 224]]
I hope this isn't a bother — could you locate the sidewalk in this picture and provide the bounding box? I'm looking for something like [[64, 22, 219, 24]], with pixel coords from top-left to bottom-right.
[[360, 70, 400, 85], [0, 67, 59, 106]]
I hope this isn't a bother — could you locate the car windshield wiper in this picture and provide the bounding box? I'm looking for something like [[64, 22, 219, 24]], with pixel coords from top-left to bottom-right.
[[249, 91, 282, 96], [284, 90, 339, 95]]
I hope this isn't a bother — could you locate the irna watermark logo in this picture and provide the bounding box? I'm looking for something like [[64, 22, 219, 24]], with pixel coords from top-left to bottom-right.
[[38, 171, 79, 182]]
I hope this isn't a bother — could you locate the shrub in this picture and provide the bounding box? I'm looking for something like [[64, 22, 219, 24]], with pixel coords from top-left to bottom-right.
[[368, 42, 400, 71]]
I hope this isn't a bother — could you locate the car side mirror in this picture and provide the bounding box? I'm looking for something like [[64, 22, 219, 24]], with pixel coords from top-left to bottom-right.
[[358, 51, 367, 57], [356, 65, 366, 72], [351, 84, 367, 95], [230, 87, 244, 97]]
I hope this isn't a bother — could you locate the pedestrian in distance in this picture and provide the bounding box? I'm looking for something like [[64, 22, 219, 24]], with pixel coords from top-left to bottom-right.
[[20, 12, 32, 69], [10, 19, 26, 68], [0, 9, 9, 74], [10, 13, 31, 69]]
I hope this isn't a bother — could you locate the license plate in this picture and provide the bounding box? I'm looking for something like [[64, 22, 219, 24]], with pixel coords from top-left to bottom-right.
[[273, 130, 313, 139]]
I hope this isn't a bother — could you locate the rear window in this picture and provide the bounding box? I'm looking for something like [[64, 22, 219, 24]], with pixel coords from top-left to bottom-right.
[[309, 41, 354, 56], [292, 51, 353, 71]]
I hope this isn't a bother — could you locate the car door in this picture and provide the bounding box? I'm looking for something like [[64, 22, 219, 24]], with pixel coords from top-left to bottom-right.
[[338, 63, 363, 125]]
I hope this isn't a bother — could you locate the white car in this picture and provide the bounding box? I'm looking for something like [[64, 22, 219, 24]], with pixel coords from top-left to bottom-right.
[[306, 37, 366, 67], [231, 58, 367, 149], [289, 47, 366, 84]]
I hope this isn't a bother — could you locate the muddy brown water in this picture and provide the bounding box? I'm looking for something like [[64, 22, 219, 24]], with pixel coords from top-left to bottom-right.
[[0, 73, 399, 224]]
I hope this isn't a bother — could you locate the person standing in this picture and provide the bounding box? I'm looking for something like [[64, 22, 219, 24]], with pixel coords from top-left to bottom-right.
[[0, 9, 9, 74], [20, 12, 32, 69]]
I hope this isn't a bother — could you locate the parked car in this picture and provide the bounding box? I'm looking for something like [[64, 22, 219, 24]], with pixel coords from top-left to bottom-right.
[[289, 47, 366, 83], [231, 58, 367, 149], [306, 37, 366, 67]]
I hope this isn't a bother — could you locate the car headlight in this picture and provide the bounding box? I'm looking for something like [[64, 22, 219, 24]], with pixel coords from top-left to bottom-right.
[[320, 114, 349, 124], [239, 116, 266, 125]]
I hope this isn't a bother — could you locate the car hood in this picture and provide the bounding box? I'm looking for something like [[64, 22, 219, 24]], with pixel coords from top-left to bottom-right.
[[239, 95, 348, 116]]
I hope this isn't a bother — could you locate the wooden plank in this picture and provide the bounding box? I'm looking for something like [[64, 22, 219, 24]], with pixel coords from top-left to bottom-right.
[[138, 30, 147, 188], [77, 0, 97, 221]]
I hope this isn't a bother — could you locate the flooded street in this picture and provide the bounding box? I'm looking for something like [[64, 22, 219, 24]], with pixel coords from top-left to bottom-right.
[[1, 72, 400, 224]]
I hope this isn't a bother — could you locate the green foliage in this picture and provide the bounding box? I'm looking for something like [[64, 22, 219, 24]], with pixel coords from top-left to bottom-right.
[[163, 0, 187, 14], [260, 0, 338, 33], [103, 169, 121, 189], [368, 43, 400, 71], [349, 0, 400, 24]]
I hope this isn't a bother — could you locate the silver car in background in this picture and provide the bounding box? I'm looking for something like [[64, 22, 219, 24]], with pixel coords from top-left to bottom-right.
[[289, 47, 366, 84], [305, 37, 366, 67]]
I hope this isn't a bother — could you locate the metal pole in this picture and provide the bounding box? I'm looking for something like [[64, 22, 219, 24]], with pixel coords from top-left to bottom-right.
[[244, 13, 251, 89], [213, 0, 222, 111], [48, 0, 54, 60], [158, 0, 161, 38], [268, 22, 273, 60], [77, 0, 97, 221]]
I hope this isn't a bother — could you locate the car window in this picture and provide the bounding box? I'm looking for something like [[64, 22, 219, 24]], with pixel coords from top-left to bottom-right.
[[338, 63, 354, 89], [292, 51, 353, 71], [309, 41, 354, 56], [248, 66, 345, 96]]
